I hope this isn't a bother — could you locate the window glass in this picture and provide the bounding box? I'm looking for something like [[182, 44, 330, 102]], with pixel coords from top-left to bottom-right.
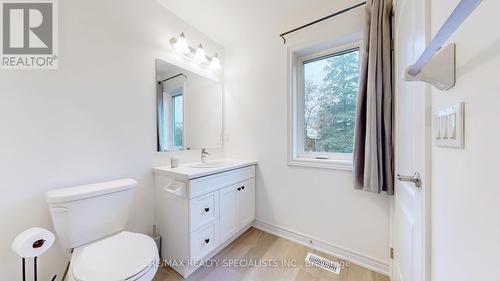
[[303, 48, 360, 154], [172, 94, 183, 148]]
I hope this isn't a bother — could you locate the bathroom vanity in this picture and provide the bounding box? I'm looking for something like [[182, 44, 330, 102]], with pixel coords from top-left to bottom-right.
[[153, 160, 256, 278]]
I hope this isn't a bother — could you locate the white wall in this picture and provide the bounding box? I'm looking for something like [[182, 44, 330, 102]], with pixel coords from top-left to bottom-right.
[[224, 7, 391, 268], [430, 0, 500, 280], [0, 0, 223, 279]]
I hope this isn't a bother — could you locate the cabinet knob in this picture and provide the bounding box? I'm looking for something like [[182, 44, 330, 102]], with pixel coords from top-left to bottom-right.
[[237, 187, 241, 191], [204, 207, 210, 212], [204, 238, 210, 244], [241, 186, 245, 190]]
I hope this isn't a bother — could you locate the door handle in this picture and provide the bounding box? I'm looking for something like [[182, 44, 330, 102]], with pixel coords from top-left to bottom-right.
[[397, 172, 422, 188]]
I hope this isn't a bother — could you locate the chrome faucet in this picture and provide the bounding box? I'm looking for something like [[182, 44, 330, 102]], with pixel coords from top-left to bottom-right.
[[201, 148, 211, 163]]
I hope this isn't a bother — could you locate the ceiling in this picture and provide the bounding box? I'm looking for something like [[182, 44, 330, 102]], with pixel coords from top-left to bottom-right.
[[155, 0, 358, 46], [156, 59, 184, 81]]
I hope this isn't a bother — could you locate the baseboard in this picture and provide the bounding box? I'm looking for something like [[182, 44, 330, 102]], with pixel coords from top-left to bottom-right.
[[252, 219, 390, 276]]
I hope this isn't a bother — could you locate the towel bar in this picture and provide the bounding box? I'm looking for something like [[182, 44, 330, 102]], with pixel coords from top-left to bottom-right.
[[404, 0, 483, 90]]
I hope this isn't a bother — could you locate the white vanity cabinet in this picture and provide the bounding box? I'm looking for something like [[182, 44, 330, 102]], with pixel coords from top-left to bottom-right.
[[153, 161, 256, 278]]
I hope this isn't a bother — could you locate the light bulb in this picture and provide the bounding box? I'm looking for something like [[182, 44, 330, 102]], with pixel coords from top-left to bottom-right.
[[210, 53, 221, 69], [174, 33, 190, 54], [194, 44, 208, 64]]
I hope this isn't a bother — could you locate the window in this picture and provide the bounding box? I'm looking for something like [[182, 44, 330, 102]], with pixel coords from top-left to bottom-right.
[[172, 94, 183, 148], [289, 42, 360, 169], [161, 84, 184, 151]]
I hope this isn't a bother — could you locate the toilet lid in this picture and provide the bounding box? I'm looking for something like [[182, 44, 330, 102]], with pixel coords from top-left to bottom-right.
[[72, 231, 158, 281]]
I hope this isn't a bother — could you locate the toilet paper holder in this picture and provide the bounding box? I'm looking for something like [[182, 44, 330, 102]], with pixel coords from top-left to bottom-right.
[[11, 227, 58, 281]]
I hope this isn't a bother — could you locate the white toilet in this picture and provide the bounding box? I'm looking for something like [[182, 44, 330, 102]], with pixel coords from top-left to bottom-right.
[[46, 179, 159, 281]]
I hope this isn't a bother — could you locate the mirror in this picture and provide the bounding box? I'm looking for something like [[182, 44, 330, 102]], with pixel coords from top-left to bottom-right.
[[156, 59, 223, 152]]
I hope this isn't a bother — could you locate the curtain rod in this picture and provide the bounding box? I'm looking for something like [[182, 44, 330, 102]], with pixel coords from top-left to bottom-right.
[[158, 73, 186, 84], [279, 2, 366, 44]]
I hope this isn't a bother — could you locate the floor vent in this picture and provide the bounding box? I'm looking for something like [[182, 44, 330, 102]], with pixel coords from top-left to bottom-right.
[[305, 252, 341, 274]]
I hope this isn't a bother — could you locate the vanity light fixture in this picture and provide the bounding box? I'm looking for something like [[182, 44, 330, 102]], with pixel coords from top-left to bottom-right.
[[170, 32, 221, 69], [210, 53, 221, 69], [194, 44, 208, 64], [174, 32, 190, 54]]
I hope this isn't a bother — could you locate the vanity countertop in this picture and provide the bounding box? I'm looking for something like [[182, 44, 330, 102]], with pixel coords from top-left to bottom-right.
[[153, 159, 257, 180]]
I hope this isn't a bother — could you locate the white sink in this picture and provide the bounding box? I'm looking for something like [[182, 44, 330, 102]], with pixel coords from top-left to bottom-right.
[[189, 160, 234, 168]]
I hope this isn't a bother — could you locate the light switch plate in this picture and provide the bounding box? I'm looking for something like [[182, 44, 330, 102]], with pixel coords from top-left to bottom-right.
[[435, 102, 465, 148]]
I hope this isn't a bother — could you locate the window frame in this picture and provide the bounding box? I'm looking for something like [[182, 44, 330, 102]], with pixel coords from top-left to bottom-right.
[[288, 40, 362, 170]]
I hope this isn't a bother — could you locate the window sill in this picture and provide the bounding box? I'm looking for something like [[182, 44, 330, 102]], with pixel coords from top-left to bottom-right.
[[288, 157, 353, 171]]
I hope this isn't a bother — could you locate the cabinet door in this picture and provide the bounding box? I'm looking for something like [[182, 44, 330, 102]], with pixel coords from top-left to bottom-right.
[[238, 178, 255, 227], [219, 185, 239, 241]]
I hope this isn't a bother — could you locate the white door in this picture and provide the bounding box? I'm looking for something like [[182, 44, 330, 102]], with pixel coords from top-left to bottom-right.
[[219, 184, 239, 241], [238, 178, 255, 227], [392, 0, 430, 280]]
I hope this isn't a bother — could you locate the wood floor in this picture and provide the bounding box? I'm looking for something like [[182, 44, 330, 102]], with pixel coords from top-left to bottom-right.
[[153, 227, 390, 281]]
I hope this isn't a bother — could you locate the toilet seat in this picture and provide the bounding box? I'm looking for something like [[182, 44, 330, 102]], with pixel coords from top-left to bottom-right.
[[70, 231, 159, 281]]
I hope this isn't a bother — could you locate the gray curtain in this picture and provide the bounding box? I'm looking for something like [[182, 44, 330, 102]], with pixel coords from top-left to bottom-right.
[[353, 0, 394, 195], [157, 82, 166, 151]]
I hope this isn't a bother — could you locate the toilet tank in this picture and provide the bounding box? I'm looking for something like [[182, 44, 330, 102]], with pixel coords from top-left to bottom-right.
[[45, 179, 137, 249]]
